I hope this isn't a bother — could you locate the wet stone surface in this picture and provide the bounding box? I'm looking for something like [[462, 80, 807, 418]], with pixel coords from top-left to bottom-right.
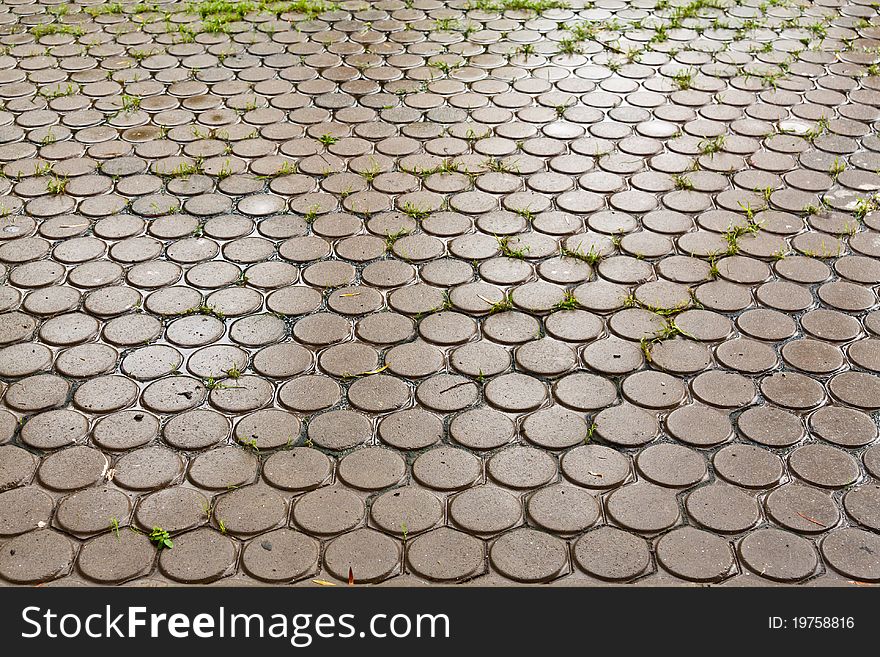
[[0, 0, 878, 587]]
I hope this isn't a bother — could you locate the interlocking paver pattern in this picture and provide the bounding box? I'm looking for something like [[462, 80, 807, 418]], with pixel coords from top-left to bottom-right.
[[0, 0, 879, 586]]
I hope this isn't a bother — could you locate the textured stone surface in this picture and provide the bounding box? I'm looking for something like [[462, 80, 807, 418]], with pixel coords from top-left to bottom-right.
[[0, 0, 877, 587]]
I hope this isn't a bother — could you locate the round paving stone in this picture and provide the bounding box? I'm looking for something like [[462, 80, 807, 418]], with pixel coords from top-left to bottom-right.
[[114, 447, 183, 491], [521, 406, 588, 450], [487, 446, 557, 490], [135, 487, 210, 534], [843, 484, 880, 532], [665, 404, 732, 447], [416, 374, 479, 412], [450, 486, 522, 536], [38, 446, 108, 491], [213, 485, 287, 536], [809, 406, 877, 448], [738, 528, 819, 582], [636, 444, 707, 488], [686, 483, 760, 534], [714, 444, 785, 489], [378, 409, 442, 450], [451, 408, 514, 450], [788, 444, 859, 489], [293, 487, 365, 536], [553, 373, 618, 411], [606, 481, 680, 534], [0, 446, 37, 490], [159, 528, 237, 584], [737, 405, 804, 448], [241, 529, 320, 583], [765, 484, 840, 534], [262, 448, 332, 492], [656, 527, 734, 583], [235, 409, 301, 450], [760, 372, 825, 410], [77, 530, 155, 584], [561, 445, 631, 489], [370, 487, 444, 536], [0, 487, 53, 536], [821, 528, 880, 582], [163, 409, 229, 450], [490, 528, 568, 583], [407, 527, 485, 582], [279, 375, 340, 413], [0, 530, 75, 584], [188, 446, 258, 490], [307, 410, 371, 451], [527, 484, 599, 534], [20, 409, 88, 450], [573, 527, 651, 581], [324, 528, 400, 584], [55, 486, 131, 537], [829, 372, 880, 410], [594, 403, 659, 447], [4, 374, 69, 412], [413, 447, 482, 491], [622, 371, 686, 410], [338, 447, 406, 491]]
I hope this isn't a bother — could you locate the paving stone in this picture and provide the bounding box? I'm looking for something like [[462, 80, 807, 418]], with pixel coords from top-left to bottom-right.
[[307, 410, 372, 451], [0, 487, 54, 536], [606, 482, 680, 534], [527, 484, 599, 535], [338, 447, 406, 491], [324, 528, 400, 584], [788, 444, 860, 489], [1, 1, 877, 588], [715, 443, 786, 490], [371, 487, 444, 536], [135, 487, 209, 534], [0, 446, 37, 491], [843, 484, 880, 532], [636, 444, 708, 488], [77, 530, 156, 584], [162, 409, 229, 450], [241, 529, 320, 583], [738, 529, 819, 582], [821, 528, 880, 582], [407, 527, 485, 582], [573, 527, 651, 581], [159, 528, 237, 584], [686, 483, 760, 534], [487, 446, 557, 490], [213, 485, 287, 536], [0, 529, 75, 584], [450, 486, 522, 536], [293, 487, 365, 536], [378, 409, 443, 450], [188, 446, 258, 490], [55, 487, 131, 536], [765, 483, 840, 534], [490, 528, 568, 583], [448, 409, 511, 453], [38, 446, 108, 491], [656, 527, 734, 583]]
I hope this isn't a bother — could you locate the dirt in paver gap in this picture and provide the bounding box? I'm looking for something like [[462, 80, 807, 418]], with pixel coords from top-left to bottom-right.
[[0, 0, 879, 587]]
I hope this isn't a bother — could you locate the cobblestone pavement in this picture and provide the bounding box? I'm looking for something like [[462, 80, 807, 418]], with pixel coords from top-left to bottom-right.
[[0, 0, 879, 587]]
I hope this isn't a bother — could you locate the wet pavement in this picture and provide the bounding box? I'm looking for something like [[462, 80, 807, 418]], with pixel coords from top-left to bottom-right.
[[1, 0, 880, 586]]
